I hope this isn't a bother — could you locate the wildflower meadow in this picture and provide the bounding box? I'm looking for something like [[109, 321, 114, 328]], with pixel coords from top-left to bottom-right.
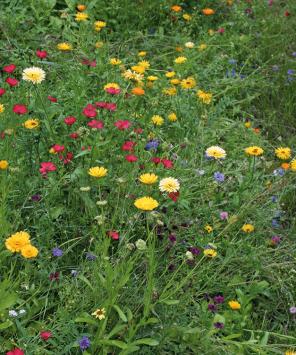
[[1, 0, 296, 354]]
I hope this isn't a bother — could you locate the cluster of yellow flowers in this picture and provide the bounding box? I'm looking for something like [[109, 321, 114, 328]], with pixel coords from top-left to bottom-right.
[[5, 231, 38, 259]]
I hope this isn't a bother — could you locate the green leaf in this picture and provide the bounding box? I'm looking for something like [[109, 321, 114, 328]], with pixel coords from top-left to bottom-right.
[[99, 340, 128, 349], [132, 338, 159, 346], [223, 333, 242, 340], [0, 320, 13, 330], [161, 299, 180, 305], [77, 275, 94, 290], [113, 305, 127, 322], [75, 312, 97, 325], [259, 332, 269, 346]]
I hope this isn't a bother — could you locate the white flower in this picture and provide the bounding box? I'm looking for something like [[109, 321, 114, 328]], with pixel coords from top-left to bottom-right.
[[159, 177, 180, 193], [22, 67, 46, 84]]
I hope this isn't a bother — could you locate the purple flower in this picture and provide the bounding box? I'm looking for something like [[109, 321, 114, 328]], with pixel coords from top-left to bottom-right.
[[220, 211, 228, 220], [271, 195, 277, 202], [214, 322, 224, 329], [52, 247, 63, 257], [31, 194, 41, 202], [287, 69, 295, 75], [86, 252, 96, 261], [189, 247, 201, 255], [292, 52, 296, 57], [208, 303, 217, 312], [168, 234, 177, 243], [272, 219, 280, 228], [214, 172, 225, 183], [213, 295, 225, 304], [289, 306, 296, 314], [228, 59, 237, 65], [79, 335, 90, 350], [271, 235, 281, 245], [145, 140, 159, 151]]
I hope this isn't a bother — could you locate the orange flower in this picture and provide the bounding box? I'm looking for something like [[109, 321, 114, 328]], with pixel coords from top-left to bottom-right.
[[202, 8, 215, 15], [253, 127, 260, 134], [171, 5, 182, 12], [281, 162, 290, 170], [131, 87, 145, 96], [77, 4, 86, 11]]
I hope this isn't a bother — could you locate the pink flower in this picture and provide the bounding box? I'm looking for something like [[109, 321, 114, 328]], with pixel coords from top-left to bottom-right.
[[36, 49, 48, 59], [95, 101, 107, 108], [114, 120, 131, 130], [81, 58, 97, 67], [82, 104, 97, 118], [48, 96, 57, 102], [220, 211, 228, 220], [0, 88, 6, 96], [125, 154, 138, 162], [13, 104, 27, 115], [161, 159, 173, 169], [105, 103, 117, 111], [217, 28, 225, 34], [6, 348, 24, 355], [40, 330, 52, 341], [52, 144, 65, 153], [39, 162, 57, 175], [121, 141, 136, 151], [87, 120, 104, 129], [6, 77, 19, 87], [59, 152, 73, 165], [3, 64, 16, 73], [64, 116, 76, 126], [106, 87, 121, 95], [69, 132, 79, 139], [107, 230, 119, 240]]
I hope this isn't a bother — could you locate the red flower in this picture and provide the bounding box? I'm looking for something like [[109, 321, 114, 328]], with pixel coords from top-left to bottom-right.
[[64, 116, 76, 126], [95, 101, 107, 108], [134, 127, 143, 134], [6, 77, 19, 87], [13, 104, 27, 115], [121, 141, 136, 151], [36, 49, 48, 59], [61, 152, 74, 164], [40, 330, 52, 341], [106, 87, 121, 95], [69, 132, 79, 139], [87, 120, 104, 129], [82, 58, 97, 67], [82, 104, 97, 118], [161, 159, 173, 169], [39, 162, 57, 175], [0, 88, 6, 96], [105, 103, 117, 111], [125, 154, 138, 162], [217, 28, 225, 34], [49, 271, 59, 281], [3, 64, 16, 73], [284, 10, 290, 16], [52, 144, 65, 153], [107, 230, 119, 240], [48, 96, 57, 102], [168, 191, 179, 202], [114, 120, 131, 130], [151, 157, 161, 165], [6, 348, 24, 355]]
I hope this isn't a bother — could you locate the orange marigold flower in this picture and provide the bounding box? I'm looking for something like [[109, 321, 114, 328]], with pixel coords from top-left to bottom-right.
[[131, 87, 145, 96], [202, 8, 215, 15]]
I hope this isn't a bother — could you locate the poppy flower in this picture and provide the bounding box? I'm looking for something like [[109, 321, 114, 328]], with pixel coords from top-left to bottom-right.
[[87, 120, 104, 129], [82, 104, 97, 118], [40, 330, 52, 341], [0, 88, 6, 96], [125, 154, 138, 162], [64, 116, 76, 125], [107, 230, 119, 240], [151, 157, 161, 165], [39, 162, 57, 175], [6, 348, 24, 355], [13, 104, 27, 115], [48, 96, 57, 102], [5, 77, 19, 87], [114, 120, 131, 130], [52, 144, 65, 153], [36, 49, 48, 59], [161, 159, 173, 169], [121, 141, 136, 151], [3, 64, 16, 73], [168, 191, 179, 202]]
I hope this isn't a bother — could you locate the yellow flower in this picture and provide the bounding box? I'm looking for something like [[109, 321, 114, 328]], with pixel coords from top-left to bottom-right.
[[170, 78, 180, 85], [138, 51, 147, 57], [228, 300, 241, 310], [159, 177, 180, 193], [165, 71, 176, 78], [208, 29, 215, 36], [151, 115, 164, 126], [181, 77, 196, 89], [168, 113, 177, 122], [88, 166, 108, 178], [21, 244, 38, 258], [138, 60, 150, 69], [198, 43, 207, 51], [104, 82, 120, 90], [185, 42, 195, 48], [147, 75, 158, 82], [110, 58, 122, 65], [242, 224, 254, 233], [131, 65, 146, 74], [183, 13, 192, 21], [204, 249, 217, 258], [95, 41, 104, 48], [22, 67, 45, 84], [0, 160, 9, 170], [94, 20, 106, 31], [197, 90, 212, 104], [244, 146, 264, 156], [204, 225, 213, 233], [291, 159, 296, 171], [139, 173, 158, 185], [5, 231, 31, 253], [75, 12, 88, 21], [245, 121, 251, 128], [57, 42, 72, 51], [285, 351, 296, 355], [205, 146, 226, 159], [24, 119, 40, 129], [275, 147, 291, 160], [175, 46, 183, 52], [174, 56, 187, 64], [134, 197, 159, 211], [92, 308, 106, 320], [162, 87, 177, 96], [0, 103, 4, 113]]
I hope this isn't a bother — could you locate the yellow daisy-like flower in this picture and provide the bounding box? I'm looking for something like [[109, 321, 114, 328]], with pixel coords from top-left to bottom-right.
[[162, 87, 177, 96], [92, 308, 106, 320], [241, 224, 254, 233], [205, 146, 226, 159], [198, 43, 207, 51], [75, 12, 88, 21], [131, 65, 146, 74], [22, 67, 46, 84], [165, 71, 176, 78], [168, 113, 177, 122], [183, 13, 192, 21], [104, 82, 120, 90], [0, 103, 4, 113], [208, 29, 215, 36], [245, 121, 252, 128], [24, 119, 40, 129], [134, 197, 159, 211], [285, 351, 296, 355], [95, 41, 104, 48], [110, 58, 122, 65], [181, 77, 196, 89], [174, 56, 187, 64], [137, 60, 150, 69], [275, 147, 291, 160], [204, 249, 217, 258], [244, 146, 264, 156], [147, 75, 158, 82], [21, 244, 39, 258], [94, 20, 106, 31], [138, 51, 147, 57], [204, 225, 213, 233], [5, 231, 31, 253], [88, 166, 108, 178], [151, 115, 164, 126], [139, 173, 158, 185], [228, 300, 241, 310], [290, 159, 296, 171], [57, 42, 72, 51], [122, 70, 144, 83], [159, 177, 180, 193], [0, 160, 9, 170], [170, 78, 180, 85], [197, 90, 212, 104]]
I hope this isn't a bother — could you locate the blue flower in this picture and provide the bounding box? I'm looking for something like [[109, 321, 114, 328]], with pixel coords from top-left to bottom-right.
[[145, 140, 159, 151], [79, 335, 90, 350], [214, 172, 225, 183], [52, 247, 63, 257]]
